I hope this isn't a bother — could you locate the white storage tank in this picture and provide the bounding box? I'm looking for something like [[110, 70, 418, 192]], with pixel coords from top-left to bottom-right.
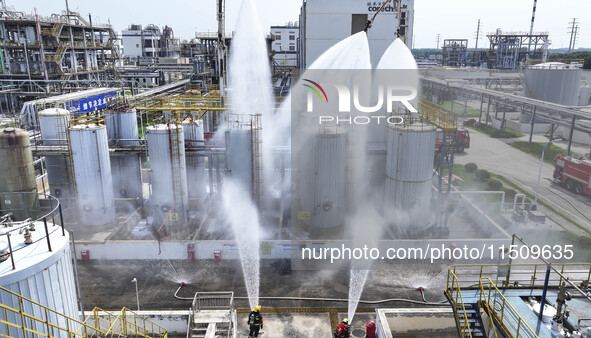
[[147, 124, 188, 224], [0, 222, 80, 338], [105, 107, 142, 203], [183, 119, 207, 199], [105, 107, 140, 145], [579, 80, 591, 106], [38, 109, 75, 206], [384, 122, 436, 237], [69, 124, 115, 226], [524, 62, 582, 106], [225, 128, 253, 196], [299, 126, 347, 232]]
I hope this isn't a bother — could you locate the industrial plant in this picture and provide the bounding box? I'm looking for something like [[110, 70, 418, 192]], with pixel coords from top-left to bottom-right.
[[1, 0, 591, 337]]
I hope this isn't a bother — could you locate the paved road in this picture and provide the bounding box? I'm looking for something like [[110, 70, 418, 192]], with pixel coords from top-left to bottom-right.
[[454, 129, 591, 236]]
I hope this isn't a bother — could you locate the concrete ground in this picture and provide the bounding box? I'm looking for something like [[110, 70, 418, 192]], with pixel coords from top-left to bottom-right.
[[455, 127, 591, 236]]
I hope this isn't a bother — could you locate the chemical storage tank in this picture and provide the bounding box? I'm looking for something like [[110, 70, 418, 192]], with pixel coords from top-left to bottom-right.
[[105, 107, 140, 145], [38, 109, 75, 207], [299, 126, 347, 234], [69, 124, 115, 226], [225, 128, 253, 197], [147, 124, 188, 224], [579, 80, 591, 106], [0, 128, 38, 220], [524, 62, 582, 106], [105, 107, 142, 204], [183, 119, 207, 199], [384, 122, 436, 238], [0, 220, 80, 338]]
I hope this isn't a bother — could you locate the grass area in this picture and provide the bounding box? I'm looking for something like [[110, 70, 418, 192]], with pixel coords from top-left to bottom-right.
[[510, 141, 567, 164], [473, 123, 524, 138], [439, 100, 481, 118], [449, 163, 489, 191]]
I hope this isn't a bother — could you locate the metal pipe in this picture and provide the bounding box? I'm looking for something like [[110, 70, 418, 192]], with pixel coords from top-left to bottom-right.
[[539, 264, 551, 320], [43, 217, 52, 252]]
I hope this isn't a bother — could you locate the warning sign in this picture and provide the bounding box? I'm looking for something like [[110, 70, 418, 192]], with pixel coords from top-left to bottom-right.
[[262, 242, 274, 255], [297, 211, 311, 220]]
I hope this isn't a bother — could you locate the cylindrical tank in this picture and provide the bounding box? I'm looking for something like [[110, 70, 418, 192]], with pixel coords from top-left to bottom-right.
[[225, 128, 253, 196], [578, 80, 591, 106], [69, 124, 115, 226], [38, 109, 75, 207], [524, 63, 582, 106], [300, 126, 347, 232], [147, 124, 188, 224], [384, 123, 436, 237], [0, 128, 38, 220], [105, 107, 139, 145], [0, 225, 79, 338], [105, 108, 142, 203], [183, 120, 207, 199]]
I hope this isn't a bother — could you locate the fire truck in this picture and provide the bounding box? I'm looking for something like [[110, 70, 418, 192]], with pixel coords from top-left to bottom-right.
[[553, 154, 591, 195], [436, 128, 471, 153]]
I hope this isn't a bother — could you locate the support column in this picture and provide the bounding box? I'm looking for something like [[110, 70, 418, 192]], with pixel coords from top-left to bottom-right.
[[567, 115, 576, 155], [529, 106, 536, 143], [478, 93, 484, 123], [485, 97, 491, 124]]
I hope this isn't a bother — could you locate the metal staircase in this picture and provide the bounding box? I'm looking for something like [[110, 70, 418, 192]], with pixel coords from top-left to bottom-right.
[[187, 292, 236, 338], [0, 285, 167, 338], [445, 266, 541, 338]]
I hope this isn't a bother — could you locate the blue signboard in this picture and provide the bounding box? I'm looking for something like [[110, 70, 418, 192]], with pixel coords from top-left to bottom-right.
[[66, 91, 117, 115]]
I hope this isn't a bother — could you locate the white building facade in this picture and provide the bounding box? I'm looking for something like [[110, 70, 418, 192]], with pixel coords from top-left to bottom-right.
[[299, 0, 414, 68], [270, 23, 299, 67]]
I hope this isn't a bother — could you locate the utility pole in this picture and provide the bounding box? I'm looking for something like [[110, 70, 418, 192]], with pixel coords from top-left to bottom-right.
[[527, 0, 537, 60], [474, 19, 482, 50], [567, 18, 578, 52], [572, 25, 579, 51], [436, 34, 441, 49], [216, 0, 226, 96]]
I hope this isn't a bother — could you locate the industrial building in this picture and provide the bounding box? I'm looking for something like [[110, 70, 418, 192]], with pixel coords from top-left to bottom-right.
[[270, 22, 299, 68], [0, 0, 591, 337], [299, 0, 414, 68], [0, 7, 118, 82], [121, 24, 181, 59]]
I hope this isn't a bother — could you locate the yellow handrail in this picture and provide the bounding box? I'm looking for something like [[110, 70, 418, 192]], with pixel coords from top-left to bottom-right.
[[0, 285, 167, 338], [479, 278, 538, 338], [445, 267, 473, 338], [418, 99, 458, 131]]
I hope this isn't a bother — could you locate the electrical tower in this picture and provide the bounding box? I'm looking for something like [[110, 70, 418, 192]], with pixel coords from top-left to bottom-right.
[[436, 34, 441, 49], [474, 19, 482, 49], [568, 18, 578, 52]]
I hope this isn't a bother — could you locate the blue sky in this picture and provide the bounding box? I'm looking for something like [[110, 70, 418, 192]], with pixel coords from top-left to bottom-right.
[[11, 0, 591, 49]]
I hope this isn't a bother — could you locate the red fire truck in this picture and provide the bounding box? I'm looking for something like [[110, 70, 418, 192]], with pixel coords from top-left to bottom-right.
[[436, 128, 471, 153], [553, 154, 591, 195]]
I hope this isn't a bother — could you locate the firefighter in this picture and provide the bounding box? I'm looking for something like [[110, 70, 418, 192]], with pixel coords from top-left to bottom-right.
[[247, 305, 263, 338], [334, 318, 350, 338]]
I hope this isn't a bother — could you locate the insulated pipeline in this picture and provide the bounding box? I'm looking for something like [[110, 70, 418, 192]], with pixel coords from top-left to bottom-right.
[[174, 283, 447, 306]]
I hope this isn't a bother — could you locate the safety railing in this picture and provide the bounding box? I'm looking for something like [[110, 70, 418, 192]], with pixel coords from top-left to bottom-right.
[[445, 268, 473, 338], [0, 285, 90, 338], [418, 98, 458, 131], [0, 286, 167, 338], [448, 263, 591, 290], [479, 278, 537, 338], [192, 292, 234, 311]]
